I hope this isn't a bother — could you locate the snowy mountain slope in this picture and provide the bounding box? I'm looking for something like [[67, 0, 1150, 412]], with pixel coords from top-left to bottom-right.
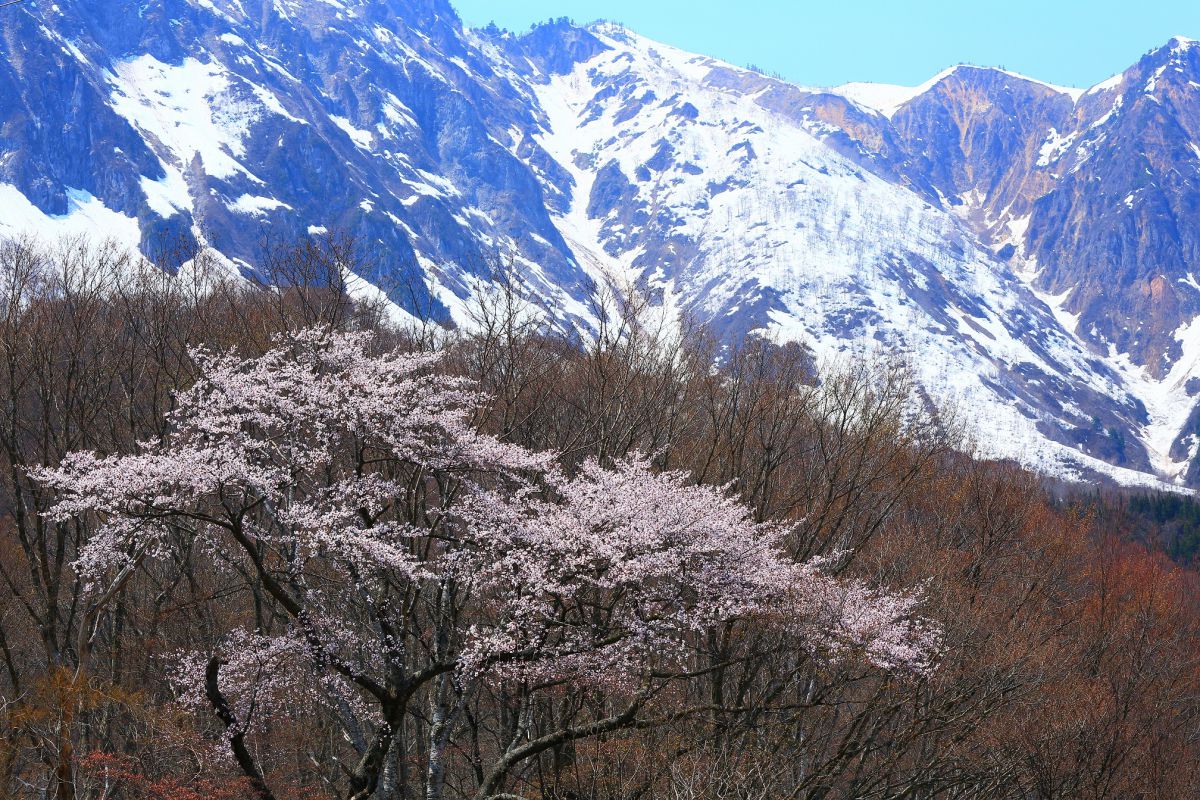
[[568, 30, 1200, 485], [2, 1, 1200, 489], [504, 24, 1166, 486]]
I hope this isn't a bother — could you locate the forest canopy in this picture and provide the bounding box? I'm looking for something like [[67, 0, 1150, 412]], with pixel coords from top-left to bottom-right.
[[2, 235, 1200, 799]]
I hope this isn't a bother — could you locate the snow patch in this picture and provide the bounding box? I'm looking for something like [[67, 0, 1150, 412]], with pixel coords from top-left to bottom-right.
[[1086, 72, 1124, 95], [330, 115, 374, 149], [107, 55, 273, 182], [140, 167, 192, 219], [228, 194, 292, 216], [1038, 128, 1078, 166], [0, 184, 142, 251], [1108, 316, 1200, 481]]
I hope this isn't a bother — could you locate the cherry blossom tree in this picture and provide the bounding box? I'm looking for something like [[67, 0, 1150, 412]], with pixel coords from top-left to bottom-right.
[[33, 327, 938, 800]]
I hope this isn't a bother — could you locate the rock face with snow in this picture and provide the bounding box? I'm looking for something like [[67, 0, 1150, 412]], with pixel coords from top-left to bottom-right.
[[1026, 40, 1200, 373], [2, 1, 1200, 489], [0, 0, 596, 325], [820, 38, 1200, 484], [839, 41, 1200, 383], [516, 25, 1154, 482]]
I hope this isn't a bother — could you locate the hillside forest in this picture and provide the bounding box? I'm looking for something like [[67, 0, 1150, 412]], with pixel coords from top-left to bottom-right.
[[2, 235, 1200, 799]]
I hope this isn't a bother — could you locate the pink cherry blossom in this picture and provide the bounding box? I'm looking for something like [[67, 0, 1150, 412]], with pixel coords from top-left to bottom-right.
[[32, 326, 939, 786]]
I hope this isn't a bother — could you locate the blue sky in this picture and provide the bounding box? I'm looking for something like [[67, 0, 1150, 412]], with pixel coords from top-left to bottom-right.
[[451, 1, 1200, 89]]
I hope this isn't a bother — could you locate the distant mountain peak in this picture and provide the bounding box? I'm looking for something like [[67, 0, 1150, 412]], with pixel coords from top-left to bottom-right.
[[832, 64, 1082, 118]]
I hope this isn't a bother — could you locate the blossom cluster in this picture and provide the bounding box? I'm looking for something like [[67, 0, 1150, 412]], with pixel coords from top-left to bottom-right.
[[34, 327, 939, 728]]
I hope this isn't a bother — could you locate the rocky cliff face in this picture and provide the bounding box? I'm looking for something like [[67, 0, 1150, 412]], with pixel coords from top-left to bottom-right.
[[890, 67, 1077, 241], [1025, 39, 1200, 376], [2, 2, 1200, 489]]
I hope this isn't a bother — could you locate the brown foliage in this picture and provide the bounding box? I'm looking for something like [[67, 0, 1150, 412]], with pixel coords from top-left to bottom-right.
[[1, 235, 1199, 798]]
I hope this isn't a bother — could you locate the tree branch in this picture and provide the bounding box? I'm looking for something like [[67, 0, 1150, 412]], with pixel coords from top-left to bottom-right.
[[204, 657, 277, 800]]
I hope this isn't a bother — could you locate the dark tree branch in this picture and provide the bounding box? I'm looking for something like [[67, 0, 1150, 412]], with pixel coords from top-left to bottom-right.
[[205, 656, 277, 800]]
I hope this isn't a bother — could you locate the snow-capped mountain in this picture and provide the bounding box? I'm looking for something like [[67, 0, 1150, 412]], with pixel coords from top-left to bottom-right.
[[1, 0, 1199, 489], [507, 23, 1154, 485]]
